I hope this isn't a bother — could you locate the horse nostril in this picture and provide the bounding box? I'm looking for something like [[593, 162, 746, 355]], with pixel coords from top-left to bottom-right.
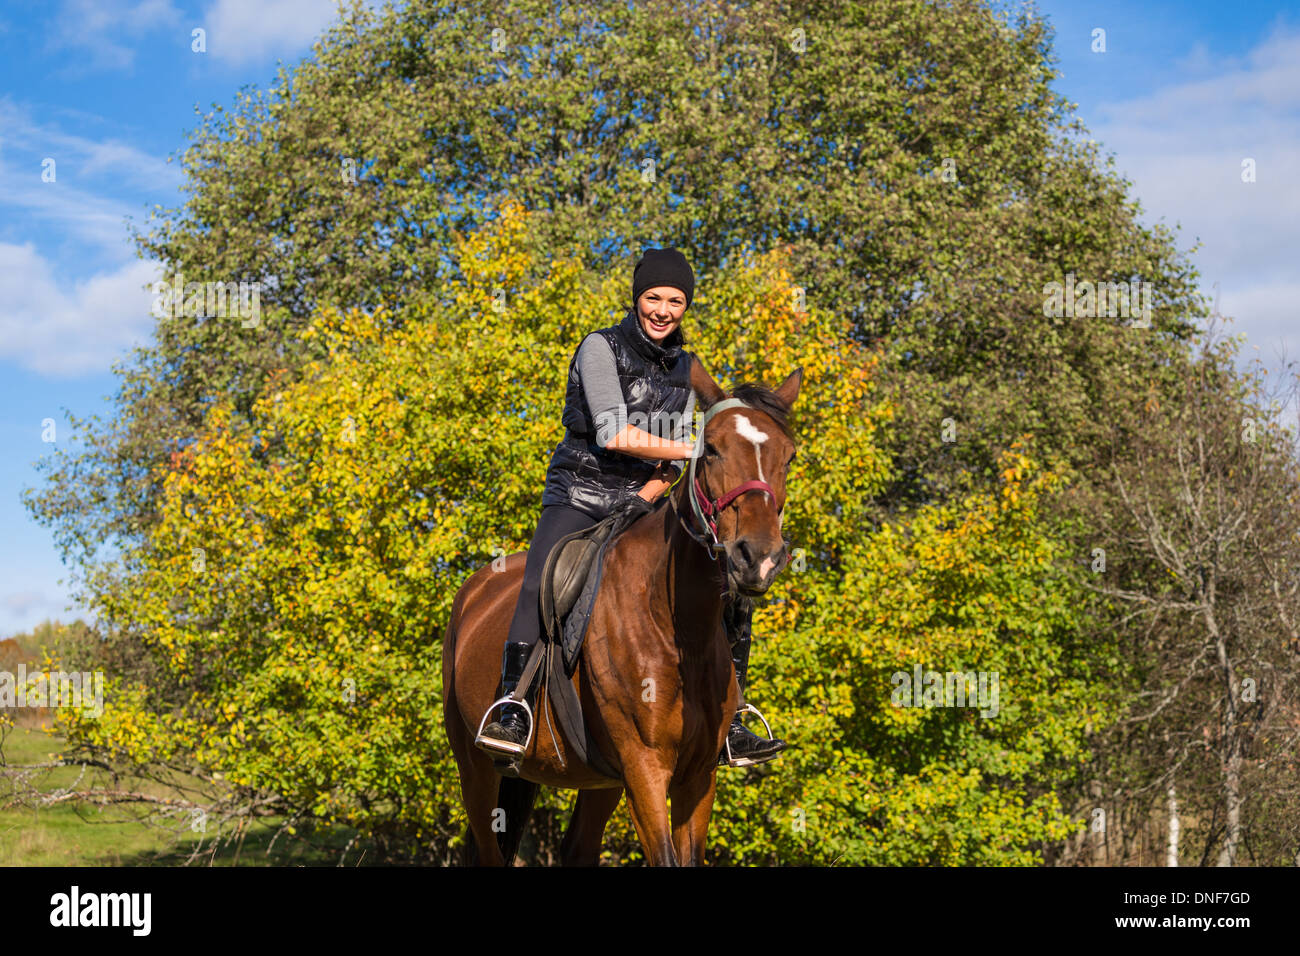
[[736, 538, 754, 569]]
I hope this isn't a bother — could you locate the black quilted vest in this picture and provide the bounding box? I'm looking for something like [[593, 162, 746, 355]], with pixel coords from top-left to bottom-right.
[[541, 305, 694, 519]]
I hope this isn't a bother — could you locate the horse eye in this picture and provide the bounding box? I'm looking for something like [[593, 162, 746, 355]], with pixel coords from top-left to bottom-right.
[[704, 443, 718, 458]]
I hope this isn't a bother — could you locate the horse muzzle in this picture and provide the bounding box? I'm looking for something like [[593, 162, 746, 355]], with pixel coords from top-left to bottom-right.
[[725, 537, 791, 595]]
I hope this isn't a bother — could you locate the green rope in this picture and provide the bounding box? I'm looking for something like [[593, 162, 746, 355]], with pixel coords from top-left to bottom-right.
[[667, 460, 688, 493]]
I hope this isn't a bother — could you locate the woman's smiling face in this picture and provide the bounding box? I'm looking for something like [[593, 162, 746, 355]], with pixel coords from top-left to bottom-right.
[[637, 287, 687, 342]]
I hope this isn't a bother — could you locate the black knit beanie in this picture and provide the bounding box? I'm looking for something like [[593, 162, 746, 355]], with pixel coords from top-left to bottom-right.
[[631, 248, 695, 309]]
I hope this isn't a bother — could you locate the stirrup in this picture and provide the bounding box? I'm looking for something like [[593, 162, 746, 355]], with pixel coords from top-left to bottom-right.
[[722, 703, 781, 768], [474, 696, 535, 757]]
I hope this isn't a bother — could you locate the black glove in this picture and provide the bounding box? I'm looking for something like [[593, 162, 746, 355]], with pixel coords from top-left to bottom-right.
[[622, 493, 654, 516], [609, 492, 654, 538]]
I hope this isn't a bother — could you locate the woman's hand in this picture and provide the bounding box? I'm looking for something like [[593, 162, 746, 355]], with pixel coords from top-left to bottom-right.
[[636, 462, 678, 501]]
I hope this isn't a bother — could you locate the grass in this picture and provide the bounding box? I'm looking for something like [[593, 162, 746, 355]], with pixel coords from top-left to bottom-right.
[[0, 723, 365, 866]]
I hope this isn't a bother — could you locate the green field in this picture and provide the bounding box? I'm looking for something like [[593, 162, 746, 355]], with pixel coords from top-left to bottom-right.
[[0, 725, 362, 866]]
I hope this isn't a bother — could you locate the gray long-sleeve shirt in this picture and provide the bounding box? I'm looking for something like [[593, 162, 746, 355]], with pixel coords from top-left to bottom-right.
[[577, 333, 696, 473]]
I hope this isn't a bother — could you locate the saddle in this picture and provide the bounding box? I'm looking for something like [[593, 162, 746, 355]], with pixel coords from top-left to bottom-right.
[[541, 497, 650, 669], [540, 516, 615, 653], [495, 497, 654, 780]]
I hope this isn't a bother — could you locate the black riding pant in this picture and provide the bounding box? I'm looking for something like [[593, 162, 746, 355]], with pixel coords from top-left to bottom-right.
[[504, 503, 601, 650]]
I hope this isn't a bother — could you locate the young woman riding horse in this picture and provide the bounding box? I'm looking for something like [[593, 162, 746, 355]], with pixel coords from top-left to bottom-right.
[[475, 247, 787, 768]]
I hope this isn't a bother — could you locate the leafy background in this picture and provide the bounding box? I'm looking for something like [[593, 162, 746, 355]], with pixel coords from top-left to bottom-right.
[[8, 0, 1299, 865]]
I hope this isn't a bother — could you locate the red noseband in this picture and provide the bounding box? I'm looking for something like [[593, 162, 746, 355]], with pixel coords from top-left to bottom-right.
[[692, 476, 778, 543]]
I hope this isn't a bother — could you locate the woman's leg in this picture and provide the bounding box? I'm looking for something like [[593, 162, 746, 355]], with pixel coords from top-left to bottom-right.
[[478, 504, 602, 754], [720, 594, 788, 767], [504, 503, 600, 650]]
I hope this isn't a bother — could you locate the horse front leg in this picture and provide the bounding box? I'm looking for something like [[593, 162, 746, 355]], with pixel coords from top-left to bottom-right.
[[622, 761, 679, 866], [669, 770, 718, 866]]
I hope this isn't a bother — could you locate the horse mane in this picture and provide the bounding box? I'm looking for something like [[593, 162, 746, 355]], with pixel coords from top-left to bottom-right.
[[725, 381, 795, 441]]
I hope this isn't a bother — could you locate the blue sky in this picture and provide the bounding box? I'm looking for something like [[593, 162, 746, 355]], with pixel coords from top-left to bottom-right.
[[0, 0, 1297, 637]]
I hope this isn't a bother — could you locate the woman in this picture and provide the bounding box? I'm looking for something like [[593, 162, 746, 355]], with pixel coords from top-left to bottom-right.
[[476, 248, 786, 768]]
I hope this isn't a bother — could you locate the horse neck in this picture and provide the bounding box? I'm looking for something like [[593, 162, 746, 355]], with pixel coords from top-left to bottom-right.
[[649, 477, 729, 660]]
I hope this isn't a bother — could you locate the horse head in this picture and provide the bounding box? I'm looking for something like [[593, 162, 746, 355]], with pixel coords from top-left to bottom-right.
[[683, 358, 803, 598]]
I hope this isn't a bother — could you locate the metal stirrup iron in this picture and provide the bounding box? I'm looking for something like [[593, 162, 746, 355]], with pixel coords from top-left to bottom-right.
[[722, 702, 777, 766], [473, 642, 545, 757]]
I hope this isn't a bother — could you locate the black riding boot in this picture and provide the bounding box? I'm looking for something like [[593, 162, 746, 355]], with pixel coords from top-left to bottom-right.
[[719, 596, 788, 767], [476, 641, 534, 756]]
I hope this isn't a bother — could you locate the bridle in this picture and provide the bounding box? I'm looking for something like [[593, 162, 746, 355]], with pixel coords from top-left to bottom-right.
[[668, 397, 784, 566]]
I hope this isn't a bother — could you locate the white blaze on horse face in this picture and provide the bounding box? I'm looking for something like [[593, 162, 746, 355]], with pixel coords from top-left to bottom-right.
[[733, 413, 769, 485], [734, 414, 779, 581]]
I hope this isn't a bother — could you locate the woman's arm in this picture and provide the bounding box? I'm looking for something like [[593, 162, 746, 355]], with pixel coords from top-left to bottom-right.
[[604, 425, 695, 463]]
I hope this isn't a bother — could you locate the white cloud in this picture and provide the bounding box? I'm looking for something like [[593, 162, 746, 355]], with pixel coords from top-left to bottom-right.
[[1217, 278, 1300, 344], [3, 589, 55, 617], [0, 101, 185, 378], [0, 97, 180, 199], [203, 0, 350, 66], [0, 177, 136, 252], [0, 243, 160, 376], [46, 0, 184, 71], [1084, 20, 1300, 319], [0, 588, 91, 637], [43, 0, 377, 72]]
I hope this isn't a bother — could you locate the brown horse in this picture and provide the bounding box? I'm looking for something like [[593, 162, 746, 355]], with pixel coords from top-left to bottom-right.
[[441, 359, 802, 865]]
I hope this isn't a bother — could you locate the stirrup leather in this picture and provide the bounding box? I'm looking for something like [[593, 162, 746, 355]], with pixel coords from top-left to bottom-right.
[[722, 702, 779, 768], [474, 696, 535, 757]]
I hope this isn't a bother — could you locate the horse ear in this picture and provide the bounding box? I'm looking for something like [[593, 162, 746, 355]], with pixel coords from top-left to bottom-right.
[[689, 354, 728, 409], [773, 366, 803, 409]]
